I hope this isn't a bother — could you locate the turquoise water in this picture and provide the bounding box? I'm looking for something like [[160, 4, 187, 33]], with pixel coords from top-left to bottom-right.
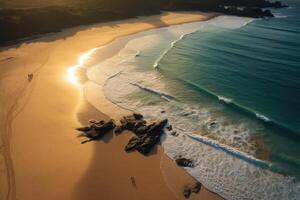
[[87, 2, 300, 199], [157, 1, 300, 177]]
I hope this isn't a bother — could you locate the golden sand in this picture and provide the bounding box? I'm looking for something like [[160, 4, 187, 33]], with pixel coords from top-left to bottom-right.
[[0, 11, 222, 200]]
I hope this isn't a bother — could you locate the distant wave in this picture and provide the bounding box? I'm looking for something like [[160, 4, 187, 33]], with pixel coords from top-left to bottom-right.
[[198, 42, 299, 67], [255, 112, 271, 122], [187, 81, 300, 137], [272, 153, 300, 169], [157, 68, 300, 138], [154, 16, 255, 69], [254, 24, 300, 35], [153, 34, 186, 68], [130, 82, 177, 101], [210, 16, 254, 29], [218, 96, 232, 104], [274, 14, 288, 18]]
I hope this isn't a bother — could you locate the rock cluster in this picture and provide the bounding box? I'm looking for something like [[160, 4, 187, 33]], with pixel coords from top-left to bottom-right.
[[116, 113, 168, 155], [76, 114, 203, 199], [76, 119, 115, 144], [175, 157, 194, 168], [183, 181, 202, 199], [76, 113, 168, 155]]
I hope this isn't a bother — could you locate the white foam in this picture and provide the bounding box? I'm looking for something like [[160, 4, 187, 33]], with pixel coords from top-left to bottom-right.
[[272, 11, 288, 19], [210, 16, 254, 29], [153, 34, 187, 68], [255, 112, 271, 122], [162, 132, 300, 200], [218, 95, 233, 104], [274, 14, 288, 18]]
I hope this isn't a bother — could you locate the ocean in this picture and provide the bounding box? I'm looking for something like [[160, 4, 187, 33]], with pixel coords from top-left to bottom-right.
[[85, 1, 300, 199]]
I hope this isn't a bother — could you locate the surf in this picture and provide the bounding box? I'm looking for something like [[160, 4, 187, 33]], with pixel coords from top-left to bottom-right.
[[168, 73, 300, 138]]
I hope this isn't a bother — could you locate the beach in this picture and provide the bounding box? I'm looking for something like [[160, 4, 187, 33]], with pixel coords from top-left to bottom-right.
[[0, 11, 223, 200]]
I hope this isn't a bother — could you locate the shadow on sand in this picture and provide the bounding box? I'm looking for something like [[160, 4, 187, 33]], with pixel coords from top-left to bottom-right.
[[72, 101, 172, 200], [1, 12, 175, 51]]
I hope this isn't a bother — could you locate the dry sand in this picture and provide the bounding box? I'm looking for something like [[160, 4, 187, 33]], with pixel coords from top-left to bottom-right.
[[0, 11, 223, 200]]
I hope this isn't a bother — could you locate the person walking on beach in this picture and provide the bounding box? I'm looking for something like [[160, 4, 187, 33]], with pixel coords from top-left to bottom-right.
[[27, 73, 33, 82], [130, 176, 137, 188]]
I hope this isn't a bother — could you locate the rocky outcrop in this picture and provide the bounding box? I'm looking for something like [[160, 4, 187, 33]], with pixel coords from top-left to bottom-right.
[[76, 113, 168, 155], [183, 181, 202, 199], [121, 113, 168, 155], [192, 182, 202, 194], [175, 157, 194, 167], [76, 119, 115, 144], [118, 113, 147, 133], [183, 187, 192, 199]]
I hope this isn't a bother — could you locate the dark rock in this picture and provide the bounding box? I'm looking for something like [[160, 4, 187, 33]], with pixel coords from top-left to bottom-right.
[[263, 9, 273, 17], [135, 120, 147, 129], [120, 115, 140, 131], [219, 5, 275, 18], [98, 120, 105, 125], [133, 113, 143, 120], [183, 187, 192, 199], [125, 136, 141, 152], [76, 126, 92, 132], [136, 134, 160, 154], [92, 120, 115, 131], [135, 125, 149, 135], [114, 126, 124, 134], [176, 158, 194, 167], [122, 114, 168, 155], [161, 110, 166, 114], [171, 131, 177, 136], [273, 1, 288, 8], [192, 182, 201, 194], [76, 119, 115, 144], [166, 125, 173, 131], [147, 119, 168, 136], [119, 114, 148, 134]]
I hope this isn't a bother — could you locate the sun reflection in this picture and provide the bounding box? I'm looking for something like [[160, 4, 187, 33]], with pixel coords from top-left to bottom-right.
[[67, 48, 98, 87]]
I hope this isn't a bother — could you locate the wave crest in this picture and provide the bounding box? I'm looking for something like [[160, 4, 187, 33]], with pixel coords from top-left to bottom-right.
[[218, 96, 233, 104], [255, 113, 271, 122], [153, 34, 186, 68], [130, 82, 177, 101]]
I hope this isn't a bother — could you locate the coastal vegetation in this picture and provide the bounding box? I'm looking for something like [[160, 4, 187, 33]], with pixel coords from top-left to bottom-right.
[[0, 0, 287, 45]]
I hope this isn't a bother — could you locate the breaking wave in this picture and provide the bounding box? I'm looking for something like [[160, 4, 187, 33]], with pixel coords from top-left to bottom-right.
[[218, 96, 232, 104], [153, 34, 186, 68], [255, 113, 271, 122]]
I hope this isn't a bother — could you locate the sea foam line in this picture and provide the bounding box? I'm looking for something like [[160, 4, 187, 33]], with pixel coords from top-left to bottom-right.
[[187, 133, 273, 169], [218, 95, 232, 104], [130, 82, 177, 101], [153, 34, 187, 68]]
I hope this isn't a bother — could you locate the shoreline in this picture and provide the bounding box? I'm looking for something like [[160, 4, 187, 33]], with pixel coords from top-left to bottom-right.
[[0, 11, 222, 200]]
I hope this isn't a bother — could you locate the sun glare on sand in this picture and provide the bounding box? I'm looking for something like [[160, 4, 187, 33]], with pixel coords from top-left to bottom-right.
[[67, 48, 98, 87]]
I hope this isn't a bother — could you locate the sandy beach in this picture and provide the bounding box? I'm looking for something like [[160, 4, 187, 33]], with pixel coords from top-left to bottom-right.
[[0, 11, 223, 200]]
